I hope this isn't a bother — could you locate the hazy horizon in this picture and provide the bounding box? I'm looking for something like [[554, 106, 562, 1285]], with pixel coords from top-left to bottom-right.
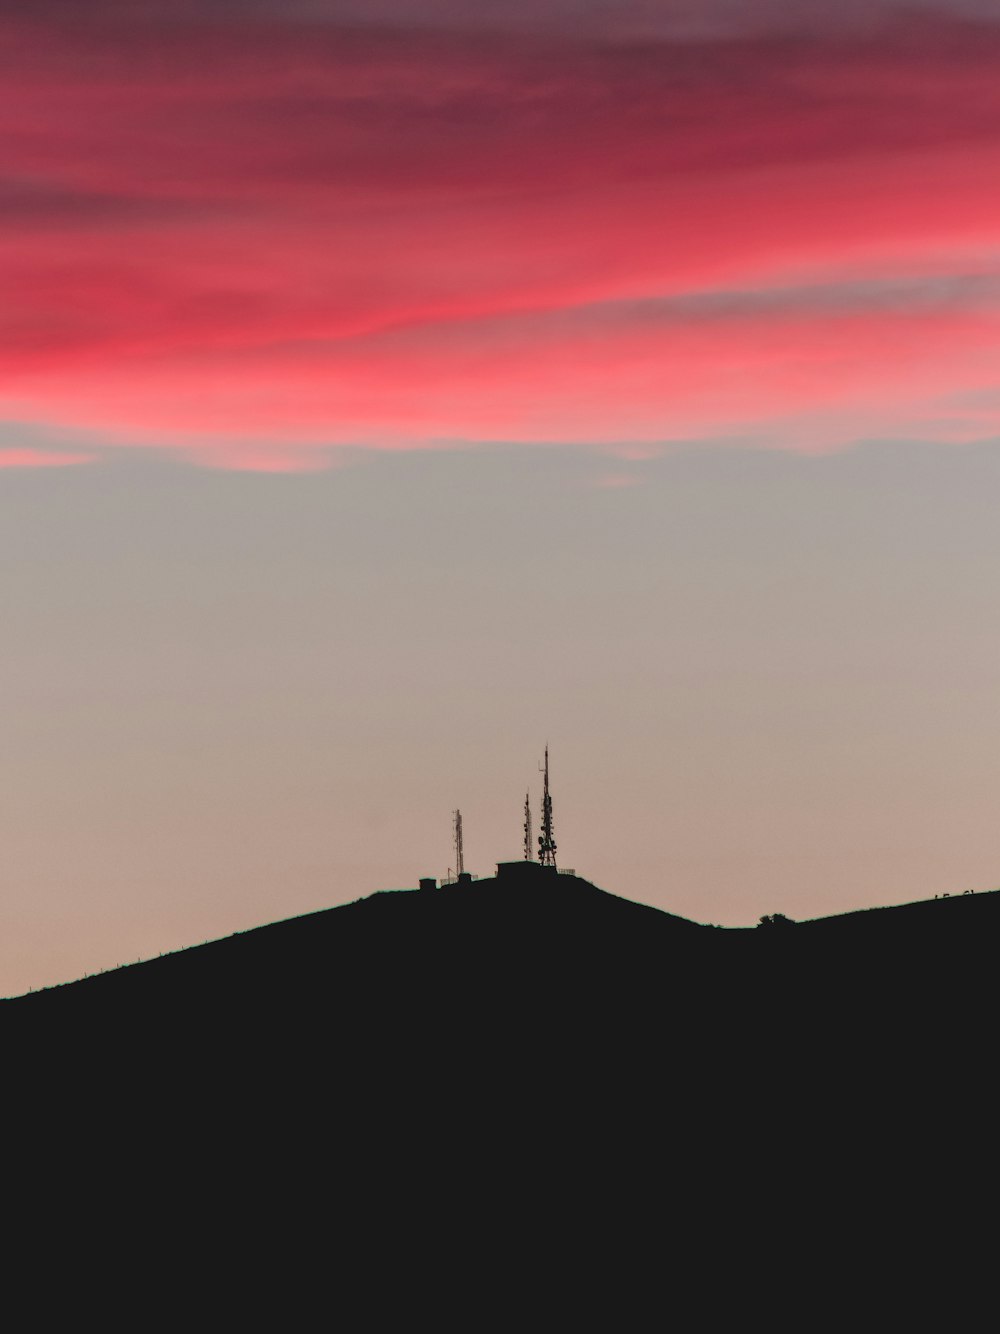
[[5, 439, 1000, 994]]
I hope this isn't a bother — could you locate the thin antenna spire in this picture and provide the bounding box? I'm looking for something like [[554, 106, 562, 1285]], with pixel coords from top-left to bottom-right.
[[453, 809, 464, 877], [523, 791, 533, 861], [538, 746, 557, 868]]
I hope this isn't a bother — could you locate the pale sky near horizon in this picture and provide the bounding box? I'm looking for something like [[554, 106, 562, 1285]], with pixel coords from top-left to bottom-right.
[[4, 0, 1000, 992], [4, 440, 1000, 994]]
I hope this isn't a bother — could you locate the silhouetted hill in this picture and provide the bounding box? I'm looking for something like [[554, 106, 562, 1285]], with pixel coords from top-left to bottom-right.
[[5, 870, 996, 1322], [6, 868, 997, 1032], [4, 869, 705, 1011], [6, 870, 997, 1104]]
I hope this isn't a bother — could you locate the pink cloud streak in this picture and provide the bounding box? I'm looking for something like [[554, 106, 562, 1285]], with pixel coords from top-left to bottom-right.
[[0, 448, 95, 469], [3, 6, 1000, 467]]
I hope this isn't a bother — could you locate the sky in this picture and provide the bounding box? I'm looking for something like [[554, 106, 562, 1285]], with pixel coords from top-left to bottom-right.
[[4, 1, 1000, 992]]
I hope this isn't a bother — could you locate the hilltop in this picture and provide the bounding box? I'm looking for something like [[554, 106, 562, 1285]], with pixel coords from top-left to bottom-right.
[[6, 865, 995, 1076], [5, 862, 996, 1005], [6, 864, 997, 1015]]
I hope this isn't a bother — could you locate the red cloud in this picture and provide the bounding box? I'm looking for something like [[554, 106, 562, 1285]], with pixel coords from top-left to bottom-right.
[[3, 7, 1000, 467], [0, 448, 95, 468]]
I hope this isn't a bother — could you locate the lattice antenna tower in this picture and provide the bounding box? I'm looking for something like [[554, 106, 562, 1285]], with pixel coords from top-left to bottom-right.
[[523, 791, 533, 861], [538, 746, 557, 868], [453, 809, 465, 877]]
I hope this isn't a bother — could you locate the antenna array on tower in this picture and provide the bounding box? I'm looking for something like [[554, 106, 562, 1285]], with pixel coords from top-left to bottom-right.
[[538, 746, 557, 868], [453, 809, 464, 877]]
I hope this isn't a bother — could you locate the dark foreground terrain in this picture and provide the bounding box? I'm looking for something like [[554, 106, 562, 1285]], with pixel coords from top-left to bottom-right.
[[4, 868, 995, 1321]]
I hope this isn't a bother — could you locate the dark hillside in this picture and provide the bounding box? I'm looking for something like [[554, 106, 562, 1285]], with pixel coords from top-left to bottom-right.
[[4, 870, 706, 1012], [6, 871, 997, 1081], [9, 875, 1000, 1040], [4, 871, 996, 1320], [3, 872, 715, 1064]]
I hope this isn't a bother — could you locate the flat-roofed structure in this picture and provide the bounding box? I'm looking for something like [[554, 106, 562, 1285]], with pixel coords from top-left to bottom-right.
[[496, 861, 558, 882]]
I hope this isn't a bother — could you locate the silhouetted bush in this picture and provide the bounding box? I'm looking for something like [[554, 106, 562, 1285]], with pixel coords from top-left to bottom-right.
[[758, 913, 795, 928]]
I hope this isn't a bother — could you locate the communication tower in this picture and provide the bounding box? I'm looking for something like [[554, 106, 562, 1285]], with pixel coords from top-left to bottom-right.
[[538, 746, 557, 868], [523, 791, 533, 861], [453, 809, 465, 877]]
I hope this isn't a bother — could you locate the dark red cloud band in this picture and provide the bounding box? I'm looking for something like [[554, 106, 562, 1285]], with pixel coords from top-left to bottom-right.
[[3, 2, 1000, 467]]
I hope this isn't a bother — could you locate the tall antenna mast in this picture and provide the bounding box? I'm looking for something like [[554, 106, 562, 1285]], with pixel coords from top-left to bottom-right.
[[538, 746, 557, 868], [523, 791, 533, 861], [453, 809, 464, 877]]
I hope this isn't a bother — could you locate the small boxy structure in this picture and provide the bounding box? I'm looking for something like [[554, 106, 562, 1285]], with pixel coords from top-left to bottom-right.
[[421, 864, 576, 891], [496, 861, 576, 882], [420, 872, 475, 890], [496, 861, 558, 884]]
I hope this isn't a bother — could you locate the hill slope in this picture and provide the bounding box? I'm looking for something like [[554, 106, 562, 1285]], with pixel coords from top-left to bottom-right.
[[6, 869, 995, 1103]]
